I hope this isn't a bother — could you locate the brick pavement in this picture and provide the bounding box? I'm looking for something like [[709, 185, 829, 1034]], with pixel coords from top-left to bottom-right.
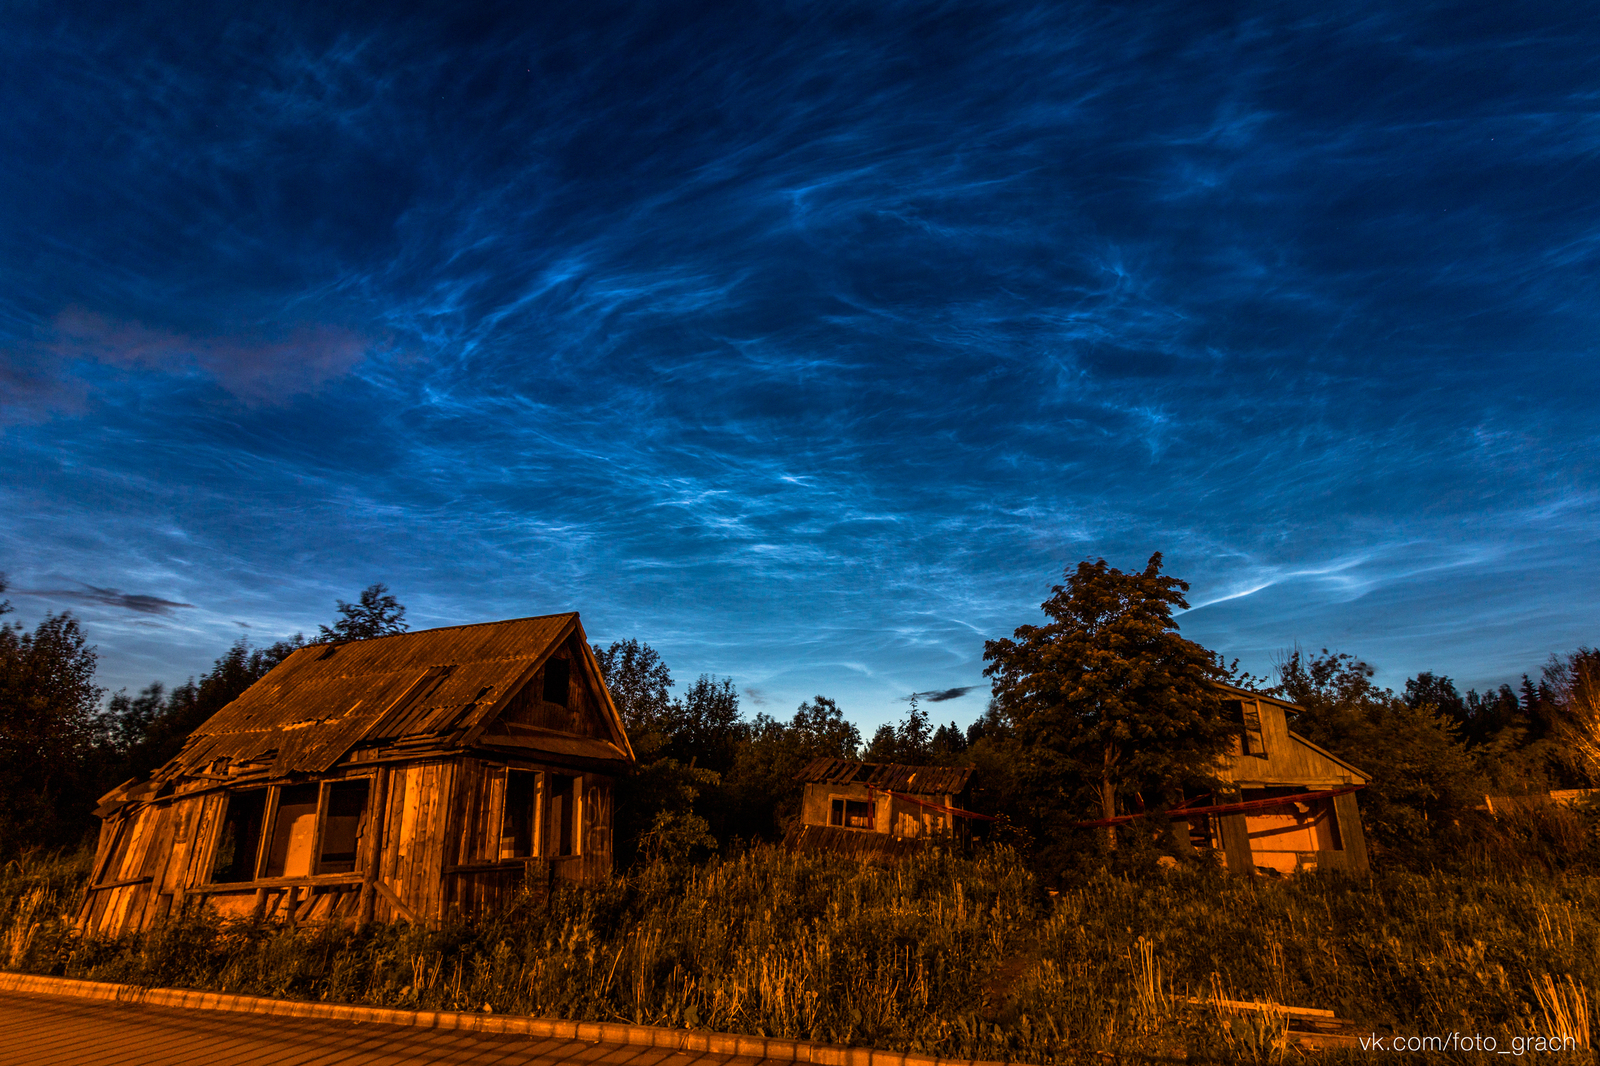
[[0, 990, 777, 1066]]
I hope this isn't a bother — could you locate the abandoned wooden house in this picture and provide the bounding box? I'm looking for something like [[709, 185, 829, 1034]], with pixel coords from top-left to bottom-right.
[[78, 612, 635, 937], [1181, 683, 1371, 875], [784, 759, 990, 859]]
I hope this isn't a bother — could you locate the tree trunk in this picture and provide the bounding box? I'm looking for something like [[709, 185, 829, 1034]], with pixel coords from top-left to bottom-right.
[[1100, 746, 1117, 851]]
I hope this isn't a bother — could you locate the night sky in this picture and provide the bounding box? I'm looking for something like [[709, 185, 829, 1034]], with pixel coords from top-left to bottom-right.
[[4, 3, 1597, 729]]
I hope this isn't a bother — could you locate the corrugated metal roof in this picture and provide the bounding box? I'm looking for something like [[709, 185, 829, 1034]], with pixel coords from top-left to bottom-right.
[[165, 613, 620, 776], [796, 758, 973, 794]]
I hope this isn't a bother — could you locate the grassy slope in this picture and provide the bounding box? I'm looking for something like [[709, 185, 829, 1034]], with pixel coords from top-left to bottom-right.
[[2, 847, 1596, 1063]]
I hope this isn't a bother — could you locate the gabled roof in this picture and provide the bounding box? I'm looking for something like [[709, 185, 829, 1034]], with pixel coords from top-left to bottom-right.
[[165, 612, 633, 778], [797, 758, 972, 795]]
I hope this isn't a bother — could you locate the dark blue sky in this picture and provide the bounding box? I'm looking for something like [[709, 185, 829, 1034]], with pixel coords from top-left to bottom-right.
[[4, 2, 1597, 727]]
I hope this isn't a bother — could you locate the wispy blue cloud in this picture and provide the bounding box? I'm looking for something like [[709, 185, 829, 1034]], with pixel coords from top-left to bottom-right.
[[2, 2, 1598, 723]]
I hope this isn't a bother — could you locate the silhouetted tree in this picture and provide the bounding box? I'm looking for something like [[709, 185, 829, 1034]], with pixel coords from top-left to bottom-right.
[[318, 583, 406, 642], [1545, 647, 1600, 785], [0, 576, 105, 854], [930, 721, 968, 763], [1404, 672, 1469, 730], [790, 695, 861, 759], [1276, 648, 1479, 849], [593, 638, 674, 740], [864, 695, 935, 764], [983, 554, 1230, 848], [660, 674, 743, 773]]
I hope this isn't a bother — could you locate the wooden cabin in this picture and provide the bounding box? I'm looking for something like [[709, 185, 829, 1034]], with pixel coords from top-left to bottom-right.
[[79, 613, 634, 937], [784, 759, 979, 859], [1186, 684, 1371, 875]]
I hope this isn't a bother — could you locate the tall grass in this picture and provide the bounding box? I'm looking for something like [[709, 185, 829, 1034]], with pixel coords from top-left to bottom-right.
[[3, 847, 1597, 1062]]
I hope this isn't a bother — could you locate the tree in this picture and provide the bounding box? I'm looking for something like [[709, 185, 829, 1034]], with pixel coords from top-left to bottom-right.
[[982, 553, 1231, 848], [863, 694, 936, 764], [0, 584, 105, 853], [593, 638, 674, 738], [790, 695, 861, 759], [318, 583, 406, 642], [1545, 648, 1600, 784], [1276, 649, 1479, 850], [660, 674, 743, 773]]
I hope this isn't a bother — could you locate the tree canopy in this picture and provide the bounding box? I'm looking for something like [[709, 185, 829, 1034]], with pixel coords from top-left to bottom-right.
[[318, 583, 407, 642], [982, 553, 1231, 845]]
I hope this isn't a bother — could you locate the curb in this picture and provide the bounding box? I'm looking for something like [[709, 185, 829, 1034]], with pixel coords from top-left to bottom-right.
[[0, 972, 1010, 1066]]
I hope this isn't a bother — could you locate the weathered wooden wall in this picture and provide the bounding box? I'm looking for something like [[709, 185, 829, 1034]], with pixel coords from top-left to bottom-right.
[[80, 755, 618, 937]]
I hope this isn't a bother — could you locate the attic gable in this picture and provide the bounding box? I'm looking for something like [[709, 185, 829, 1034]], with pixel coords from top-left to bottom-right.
[[464, 631, 634, 764]]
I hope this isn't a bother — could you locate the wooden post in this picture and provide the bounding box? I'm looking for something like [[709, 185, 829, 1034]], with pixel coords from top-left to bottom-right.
[[1331, 792, 1370, 874], [1217, 812, 1255, 875], [1169, 816, 1197, 859], [358, 766, 391, 929]]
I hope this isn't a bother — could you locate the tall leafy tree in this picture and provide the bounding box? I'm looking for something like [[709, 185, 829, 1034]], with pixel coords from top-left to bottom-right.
[[0, 575, 105, 853], [318, 583, 406, 641], [863, 694, 936, 764], [983, 553, 1230, 847], [790, 694, 861, 759], [661, 674, 743, 773], [593, 638, 674, 738]]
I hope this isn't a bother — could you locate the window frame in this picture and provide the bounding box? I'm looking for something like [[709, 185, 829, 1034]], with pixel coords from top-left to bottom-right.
[[828, 794, 875, 830], [207, 774, 377, 886]]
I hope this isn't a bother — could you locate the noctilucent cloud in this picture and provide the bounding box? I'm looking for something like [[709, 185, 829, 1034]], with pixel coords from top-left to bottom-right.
[[3, 3, 1597, 728]]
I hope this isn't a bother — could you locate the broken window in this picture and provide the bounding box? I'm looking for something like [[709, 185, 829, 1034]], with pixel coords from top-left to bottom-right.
[[211, 788, 267, 883], [830, 797, 873, 829], [500, 769, 542, 858], [317, 779, 370, 874], [263, 783, 320, 878], [1228, 699, 1265, 756], [547, 773, 577, 856], [543, 657, 570, 707]]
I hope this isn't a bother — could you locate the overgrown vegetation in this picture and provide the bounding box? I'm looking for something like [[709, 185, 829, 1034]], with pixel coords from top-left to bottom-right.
[[5, 563, 1600, 1058], [5, 845, 1598, 1063]]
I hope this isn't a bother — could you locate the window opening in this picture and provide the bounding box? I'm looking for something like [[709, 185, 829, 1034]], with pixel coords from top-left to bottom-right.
[[501, 769, 542, 858], [830, 797, 872, 829], [317, 779, 370, 874], [543, 658, 571, 707], [548, 774, 577, 856], [1229, 699, 1265, 756], [211, 789, 267, 883], [264, 783, 320, 878]]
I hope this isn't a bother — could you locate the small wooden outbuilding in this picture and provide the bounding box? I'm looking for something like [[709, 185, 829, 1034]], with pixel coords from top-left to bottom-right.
[[1183, 684, 1370, 875], [79, 612, 634, 937], [784, 759, 985, 859]]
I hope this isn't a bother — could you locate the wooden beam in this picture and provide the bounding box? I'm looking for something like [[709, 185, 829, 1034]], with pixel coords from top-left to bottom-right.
[[1331, 791, 1370, 873], [82, 875, 154, 894], [372, 879, 420, 924]]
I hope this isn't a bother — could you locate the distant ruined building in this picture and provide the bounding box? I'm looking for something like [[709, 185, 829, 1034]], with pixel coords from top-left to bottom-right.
[[1181, 684, 1371, 875], [80, 613, 634, 936]]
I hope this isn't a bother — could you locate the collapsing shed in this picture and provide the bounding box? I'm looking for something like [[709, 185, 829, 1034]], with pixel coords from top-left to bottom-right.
[[1081, 684, 1370, 874], [80, 613, 634, 937], [1200, 684, 1370, 874], [784, 759, 992, 859]]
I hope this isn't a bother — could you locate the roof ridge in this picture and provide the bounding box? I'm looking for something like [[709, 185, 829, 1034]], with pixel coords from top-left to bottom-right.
[[307, 611, 580, 646]]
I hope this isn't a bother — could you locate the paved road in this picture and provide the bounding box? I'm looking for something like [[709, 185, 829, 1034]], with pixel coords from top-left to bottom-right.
[[0, 991, 776, 1066]]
